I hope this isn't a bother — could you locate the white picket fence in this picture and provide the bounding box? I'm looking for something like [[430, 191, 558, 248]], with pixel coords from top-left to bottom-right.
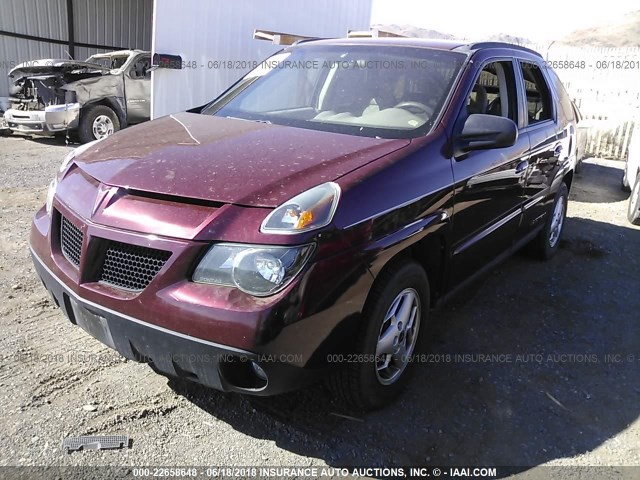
[[527, 44, 640, 160]]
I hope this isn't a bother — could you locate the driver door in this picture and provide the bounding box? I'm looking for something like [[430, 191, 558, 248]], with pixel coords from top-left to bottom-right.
[[124, 54, 151, 123], [449, 59, 530, 285]]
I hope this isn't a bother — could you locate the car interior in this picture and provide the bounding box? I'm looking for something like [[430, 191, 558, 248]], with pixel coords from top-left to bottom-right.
[[521, 62, 552, 124], [466, 62, 517, 121], [230, 53, 458, 132], [130, 57, 151, 79], [309, 63, 444, 129]]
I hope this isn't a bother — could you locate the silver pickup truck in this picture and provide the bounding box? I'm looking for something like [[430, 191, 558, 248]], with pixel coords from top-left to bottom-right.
[[3, 50, 150, 143]]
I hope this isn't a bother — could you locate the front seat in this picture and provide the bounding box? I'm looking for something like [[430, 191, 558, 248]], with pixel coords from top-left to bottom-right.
[[467, 85, 488, 114], [133, 62, 146, 79]]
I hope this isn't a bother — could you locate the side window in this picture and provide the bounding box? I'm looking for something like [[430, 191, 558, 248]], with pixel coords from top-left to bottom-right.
[[130, 56, 151, 80], [519, 62, 552, 125], [466, 61, 517, 122], [547, 68, 574, 122]]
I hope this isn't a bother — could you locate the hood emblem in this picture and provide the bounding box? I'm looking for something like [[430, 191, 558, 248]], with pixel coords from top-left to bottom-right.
[[92, 184, 118, 218]]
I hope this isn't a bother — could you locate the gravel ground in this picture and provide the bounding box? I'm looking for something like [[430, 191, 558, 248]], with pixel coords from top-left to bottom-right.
[[0, 134, 639, 477]]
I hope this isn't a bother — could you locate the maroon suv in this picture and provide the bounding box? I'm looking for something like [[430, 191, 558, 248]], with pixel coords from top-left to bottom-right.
[[30, 39, 576, 409]]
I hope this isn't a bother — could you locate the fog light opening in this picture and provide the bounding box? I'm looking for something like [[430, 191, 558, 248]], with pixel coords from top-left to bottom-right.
[[219, 357, 268, 391], [250, 361, 268, 382]]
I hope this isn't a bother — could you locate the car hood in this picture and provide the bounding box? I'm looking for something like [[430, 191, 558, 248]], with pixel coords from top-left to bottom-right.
[[72, 112, 410, 207], [8, 59, 109, 79]]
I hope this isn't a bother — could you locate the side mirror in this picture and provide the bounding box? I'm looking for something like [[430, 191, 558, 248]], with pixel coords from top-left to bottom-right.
[[454, 114, 518, 158]]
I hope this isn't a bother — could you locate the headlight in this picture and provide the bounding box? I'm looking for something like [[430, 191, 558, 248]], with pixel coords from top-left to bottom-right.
[[59, 150, 76, 174], [193, 243, 314, 296], [48, 139, 103, 215], [45, 177, 57, 215], [260, 182, 340, 234]]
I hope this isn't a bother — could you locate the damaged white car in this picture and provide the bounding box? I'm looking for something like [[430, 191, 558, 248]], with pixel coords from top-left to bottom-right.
[[3, 50, 151, 143]]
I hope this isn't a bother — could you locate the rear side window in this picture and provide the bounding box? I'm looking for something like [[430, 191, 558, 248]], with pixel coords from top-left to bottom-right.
[[547, 67, 575, 122], [519, 62, 553, 125]]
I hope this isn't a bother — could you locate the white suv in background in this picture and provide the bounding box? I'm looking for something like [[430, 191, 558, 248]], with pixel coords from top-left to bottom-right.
[[623, 130, 640, 225]]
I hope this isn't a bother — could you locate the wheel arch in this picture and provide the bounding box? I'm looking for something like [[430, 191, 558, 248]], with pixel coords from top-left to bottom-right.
[[80, 97, 127, 129], [367, 230, 447, 309], [563, 169, 574, 192]]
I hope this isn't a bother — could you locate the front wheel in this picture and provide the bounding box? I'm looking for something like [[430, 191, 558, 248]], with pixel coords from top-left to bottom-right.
[[78, 105, 120, 143], [328, 259, 429, 410], [575, 157, 582, 174], [628, 176, 640, 225]]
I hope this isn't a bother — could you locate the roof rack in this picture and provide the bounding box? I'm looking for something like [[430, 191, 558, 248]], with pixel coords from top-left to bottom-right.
[[253, 29, 319, 46], [347, 29, 407, 38], [455, 42, 542, 57], [291, 37, 324, 46]]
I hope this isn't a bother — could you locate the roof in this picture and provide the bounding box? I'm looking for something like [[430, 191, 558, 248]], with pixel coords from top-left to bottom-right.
[[292, 37, 543, 57], [298, 37, 468, 50], [87, 49, 149, 58]]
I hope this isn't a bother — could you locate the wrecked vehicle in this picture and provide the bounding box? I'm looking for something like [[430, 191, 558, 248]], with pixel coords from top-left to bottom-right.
[[3, 50, 151, 143]]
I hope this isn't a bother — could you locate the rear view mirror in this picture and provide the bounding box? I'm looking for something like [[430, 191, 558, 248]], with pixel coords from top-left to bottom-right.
[[455, 114, 518, 157]]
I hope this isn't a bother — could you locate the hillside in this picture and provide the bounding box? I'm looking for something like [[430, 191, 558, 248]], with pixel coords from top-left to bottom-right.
[[559, 11, 640, 47], [375, 12, 640, 48], [371, 23, 455, 40], [372, 23, 532, 45]]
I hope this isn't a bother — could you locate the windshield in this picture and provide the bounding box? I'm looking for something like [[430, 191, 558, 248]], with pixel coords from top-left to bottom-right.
[[202, 44, 466, 139], [85, 54, 130, 70]]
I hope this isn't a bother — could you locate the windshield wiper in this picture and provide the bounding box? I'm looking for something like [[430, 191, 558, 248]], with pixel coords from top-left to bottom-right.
[[226, 116, 271, 124]]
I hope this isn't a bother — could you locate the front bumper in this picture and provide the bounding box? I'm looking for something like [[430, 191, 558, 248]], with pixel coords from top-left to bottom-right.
[[31, 247, 319, 395], [4, 103, 79, 134], [30, 194, 374, 395]]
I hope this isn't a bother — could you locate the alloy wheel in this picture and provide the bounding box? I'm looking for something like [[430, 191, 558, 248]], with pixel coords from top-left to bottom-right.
[[630, 180, 640, 217], [375, 288, 421, 385], [549, 196, 565, 248], [92, 115, 114, 140]]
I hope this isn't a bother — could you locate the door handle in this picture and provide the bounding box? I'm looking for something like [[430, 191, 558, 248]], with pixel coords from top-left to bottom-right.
[[515, 160, 529, 174]]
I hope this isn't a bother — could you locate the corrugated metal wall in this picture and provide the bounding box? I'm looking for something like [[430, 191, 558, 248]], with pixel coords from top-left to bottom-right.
[[152, 0, 373, 117], [73, 0, 152, 61], [0, 0, 68, 41], [0, 0, 152, 103]]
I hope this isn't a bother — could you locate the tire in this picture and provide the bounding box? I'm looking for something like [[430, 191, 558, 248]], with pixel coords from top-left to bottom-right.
[[622, 167, 631, 193], [0, 116, 11, 136], [628, 176, 640, 225], [78, 105, 120, 144], [574, 158, 582, 174], [54, 131, 72, 144], [328, 259, 429, 410], [527, 182, 569, 260]]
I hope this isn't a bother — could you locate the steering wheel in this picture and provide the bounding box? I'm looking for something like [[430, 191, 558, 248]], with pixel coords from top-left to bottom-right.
[[394, 101, 433, 116]]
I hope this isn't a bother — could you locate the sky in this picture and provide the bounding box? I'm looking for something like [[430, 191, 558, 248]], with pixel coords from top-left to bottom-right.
[[371, 0, 640, 42]]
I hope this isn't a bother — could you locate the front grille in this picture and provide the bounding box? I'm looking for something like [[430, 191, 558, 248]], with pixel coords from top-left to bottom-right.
[[99, 241, 171, 291], [60, 216, 83, 267]]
